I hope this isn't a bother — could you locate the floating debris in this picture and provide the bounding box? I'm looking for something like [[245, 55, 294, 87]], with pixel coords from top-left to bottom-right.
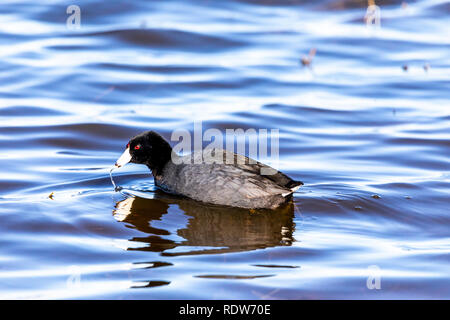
[[371, 194, 381, 199], [423, 63, 430, 72], [300, 48, 316, 67], [354, 206, 363, 211], [48, 192, 54, 200], [402, 64, 408, 71], [405, 196, 412, 199]]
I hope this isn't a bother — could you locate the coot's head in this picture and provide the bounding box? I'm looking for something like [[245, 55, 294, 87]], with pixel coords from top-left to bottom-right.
[[115, 131, 172, 174]]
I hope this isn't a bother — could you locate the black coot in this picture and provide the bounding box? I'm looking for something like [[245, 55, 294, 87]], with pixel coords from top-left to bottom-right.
[[113, 131, 303, 209]]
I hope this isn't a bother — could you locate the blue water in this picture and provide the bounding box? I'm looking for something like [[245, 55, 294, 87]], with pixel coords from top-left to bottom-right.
[[0, 0, 449, 299]]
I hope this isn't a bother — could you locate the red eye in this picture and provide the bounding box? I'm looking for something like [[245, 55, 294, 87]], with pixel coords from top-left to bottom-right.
[[134, 145, 141, 150]]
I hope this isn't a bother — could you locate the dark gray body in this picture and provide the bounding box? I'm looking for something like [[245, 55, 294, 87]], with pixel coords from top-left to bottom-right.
[[152, 149, 301, 209]]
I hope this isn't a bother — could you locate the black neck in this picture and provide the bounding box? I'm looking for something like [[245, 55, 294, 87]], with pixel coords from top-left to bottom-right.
[[146, 141, 173, 176]]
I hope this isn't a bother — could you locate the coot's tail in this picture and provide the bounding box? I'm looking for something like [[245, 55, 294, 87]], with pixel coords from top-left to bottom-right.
[[281, 180, 304, 197], [286, 180, 303, 192]]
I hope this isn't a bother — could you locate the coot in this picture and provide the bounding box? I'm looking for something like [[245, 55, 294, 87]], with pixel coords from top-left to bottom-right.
[[113, 131, 303, 209]]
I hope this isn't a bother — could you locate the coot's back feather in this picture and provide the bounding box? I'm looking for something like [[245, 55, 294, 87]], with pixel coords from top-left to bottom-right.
[[154, 149, 302, 209], [114, 131, 303, 209]]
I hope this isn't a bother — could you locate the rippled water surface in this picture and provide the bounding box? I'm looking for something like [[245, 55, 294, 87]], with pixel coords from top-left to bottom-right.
[[0, 0, 449, 299]]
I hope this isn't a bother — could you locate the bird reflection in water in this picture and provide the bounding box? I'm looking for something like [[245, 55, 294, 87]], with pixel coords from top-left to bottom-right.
[[113, 192, 296, 256]]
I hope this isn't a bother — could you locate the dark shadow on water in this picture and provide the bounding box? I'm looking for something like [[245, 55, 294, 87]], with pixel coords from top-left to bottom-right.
[[131, 280, 171, 289], [113, 192, 296, 256]]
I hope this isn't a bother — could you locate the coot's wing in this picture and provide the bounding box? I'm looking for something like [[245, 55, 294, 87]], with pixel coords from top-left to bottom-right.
[[173, 150, 297, 204], [214, 149, 303, 191], [177, 162, 290, 203]]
